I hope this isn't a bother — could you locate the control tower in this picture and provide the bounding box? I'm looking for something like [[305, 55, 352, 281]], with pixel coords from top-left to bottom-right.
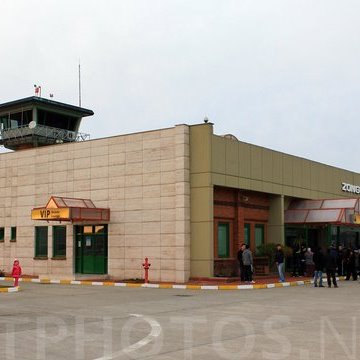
[[0, 96, 93, 150]]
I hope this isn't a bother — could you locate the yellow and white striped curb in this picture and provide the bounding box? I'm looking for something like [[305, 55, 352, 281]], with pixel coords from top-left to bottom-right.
[[0, 276, 337, 290], [0, 285, 19, 293]]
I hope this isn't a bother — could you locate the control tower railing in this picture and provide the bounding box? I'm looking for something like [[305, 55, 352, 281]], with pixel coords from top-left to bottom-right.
[[0, 124, 90, 145]]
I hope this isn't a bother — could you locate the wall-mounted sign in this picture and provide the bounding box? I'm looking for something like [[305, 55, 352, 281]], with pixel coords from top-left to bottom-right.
[[341, 182, 360, 194], [31, 208, 70, 220]]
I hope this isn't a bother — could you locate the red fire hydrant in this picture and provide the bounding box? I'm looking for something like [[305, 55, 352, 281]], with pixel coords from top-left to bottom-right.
[[142, 257, 151, 284]]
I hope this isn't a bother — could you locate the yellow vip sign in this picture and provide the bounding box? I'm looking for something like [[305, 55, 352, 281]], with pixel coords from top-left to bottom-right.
[[31, 208, 70, 220]]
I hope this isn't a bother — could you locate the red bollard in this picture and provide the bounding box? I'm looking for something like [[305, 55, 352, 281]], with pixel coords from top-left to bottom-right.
[[142, 257, 151, 284]]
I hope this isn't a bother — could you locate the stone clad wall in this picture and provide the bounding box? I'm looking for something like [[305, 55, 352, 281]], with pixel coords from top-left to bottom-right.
[[0, 124, 190, 282]]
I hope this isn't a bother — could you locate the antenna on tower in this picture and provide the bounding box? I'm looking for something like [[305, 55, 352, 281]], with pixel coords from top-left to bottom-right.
[[78, 60, 82, 107]]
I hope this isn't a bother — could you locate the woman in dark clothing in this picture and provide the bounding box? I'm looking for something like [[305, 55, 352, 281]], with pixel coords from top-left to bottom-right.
[[345, 249, 357, 281], [325, 247, 338, 288]]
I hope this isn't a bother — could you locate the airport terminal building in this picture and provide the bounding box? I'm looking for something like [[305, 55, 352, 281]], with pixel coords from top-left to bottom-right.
[[0, 97, 359, 282]]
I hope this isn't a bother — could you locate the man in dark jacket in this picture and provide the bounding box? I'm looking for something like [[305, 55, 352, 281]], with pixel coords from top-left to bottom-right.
[[275, 244, 285, 282], [345, 249, 357, 281], [313, 248, 325, 287], [237, 248, 245, 281], [325, 246, 338, 288], [241, 244, 255, 283]]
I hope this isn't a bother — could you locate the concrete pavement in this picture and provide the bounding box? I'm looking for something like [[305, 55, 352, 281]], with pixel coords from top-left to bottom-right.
[[0, 280, 359, 359]]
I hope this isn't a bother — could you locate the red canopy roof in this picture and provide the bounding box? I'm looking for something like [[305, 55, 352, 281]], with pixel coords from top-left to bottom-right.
[[285, 198, 360, 225]]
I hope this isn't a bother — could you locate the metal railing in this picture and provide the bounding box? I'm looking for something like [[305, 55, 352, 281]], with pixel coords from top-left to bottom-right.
[[0, 124, 90, 143]]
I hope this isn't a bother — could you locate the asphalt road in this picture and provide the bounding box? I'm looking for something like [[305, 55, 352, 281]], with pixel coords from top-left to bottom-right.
[[0, 280, 359, 359]]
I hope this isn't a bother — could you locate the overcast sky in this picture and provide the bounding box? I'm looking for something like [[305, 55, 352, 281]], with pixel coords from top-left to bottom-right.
[[1, 0, 360, 172]]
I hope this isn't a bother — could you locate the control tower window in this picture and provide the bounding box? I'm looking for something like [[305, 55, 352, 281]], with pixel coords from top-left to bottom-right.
[[0, 110, 32, 129], [38, 109, 78, 131]]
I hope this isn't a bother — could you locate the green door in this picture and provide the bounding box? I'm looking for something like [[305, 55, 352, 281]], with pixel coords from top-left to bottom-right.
[[75, 225, 108, 274]]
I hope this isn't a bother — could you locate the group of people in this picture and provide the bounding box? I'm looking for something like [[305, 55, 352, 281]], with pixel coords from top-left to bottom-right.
[[237, 242, 358, 288], [291, 244, 359, 287]]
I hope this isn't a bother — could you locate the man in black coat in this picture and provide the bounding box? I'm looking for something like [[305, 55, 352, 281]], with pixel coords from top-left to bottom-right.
[[237, 248, 245, 281], [325, 246, 338, 288]]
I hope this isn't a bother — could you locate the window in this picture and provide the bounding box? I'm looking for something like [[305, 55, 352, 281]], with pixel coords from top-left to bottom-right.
[[244, 223, 250, 246], [255, 224, 265, 253], [53, 226, 66, 258], [217, 223, 230, 258], [0, 227, 4, 242], [10, 227, 16, 242], [35, 226, 48, 257]]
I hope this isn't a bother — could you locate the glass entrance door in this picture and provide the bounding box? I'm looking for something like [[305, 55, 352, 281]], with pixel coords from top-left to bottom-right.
[[75, 225, 108, 274]]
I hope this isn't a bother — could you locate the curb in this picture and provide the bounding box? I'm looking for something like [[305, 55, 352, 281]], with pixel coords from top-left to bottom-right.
[[0, 277, 345, 291], [0, 285, 19, 293]]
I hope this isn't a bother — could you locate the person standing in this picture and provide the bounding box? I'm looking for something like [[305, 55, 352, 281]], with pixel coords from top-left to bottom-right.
[[345, 249, 357, 281], [305, 247, 315, 277], [237, 247, 245, 282], [299, 245, 306, 276], [313, 248, 325, 287], [11, 259, 22, 287], [337, 245, 344, 276], [325, 246, 338, 288], [242, 244, 255, 283], [275, 244, 285, 282]]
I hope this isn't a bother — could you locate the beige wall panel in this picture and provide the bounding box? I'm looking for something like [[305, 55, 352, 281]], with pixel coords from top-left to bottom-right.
[[90, 143, 108, 158], [142, 234, 161, 247], [91, 166, 109, 179], [74, 156, 91, 170], [191, 124, 212, 174], [250, 146, 263, 180], [160, 221, 174, 234], [191, 187, 213, 223], [125, 138, 142, 152], [143, 173, 161, 186], [310, 162, 321, 192], [109, 152, 125, 166], [143, 209, 161, 222], [225, 175, 239, 188], [282, 155, 293, 185], [260, 149, 272, 183], [143, 160, 160, 174], [143, 130, 161, 141], [125, 247, 143, 260], [249, 179, 263, 192], [91, 178, 108, 191], [300, 159, 311, 189], [161, 208, 176, 222], [292, 157, 303, 188], [141, 246, 161, 260], [262, 182, 273, 194], [190, 222, 213, 262], [212, 135, 226, 174], [160, 196, 175, 209], [225, 140, 239, 176], [109, 164, 125, 177], [161, 171, 175, 184], [161, 159, 175, 172], [142, 222, 160, 235], [238, 177, 251, 190], [191, 173, 212, 188]]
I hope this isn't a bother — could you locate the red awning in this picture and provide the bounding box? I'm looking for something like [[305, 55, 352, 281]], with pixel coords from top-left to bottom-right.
[[285, 198, 360, 225]]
